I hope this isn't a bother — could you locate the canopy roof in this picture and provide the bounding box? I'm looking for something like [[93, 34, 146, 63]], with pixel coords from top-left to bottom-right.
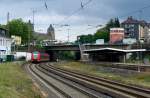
[[84, 48, 146, 53]]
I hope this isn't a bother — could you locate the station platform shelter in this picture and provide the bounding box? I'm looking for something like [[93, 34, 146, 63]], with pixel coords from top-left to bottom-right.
[[84, 48, 146, 62]]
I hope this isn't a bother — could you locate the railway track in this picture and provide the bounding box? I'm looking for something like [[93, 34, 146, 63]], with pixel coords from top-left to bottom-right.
[[28, 63, 109, 98], [36, 64, 110, 98], [27, 64, 72, 98], [85, 62, 150, 72], [38, 63, 150, 98]]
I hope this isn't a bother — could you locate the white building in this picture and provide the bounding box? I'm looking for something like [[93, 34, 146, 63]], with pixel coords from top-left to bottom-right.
[[96, 39, 104, 45], [0, 28, 12, 61], [123, 38, 137, 44]]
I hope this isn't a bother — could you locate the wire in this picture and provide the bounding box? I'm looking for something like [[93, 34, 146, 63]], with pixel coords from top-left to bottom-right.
[[58, 0, 93, 24], [119, 5, 150, 19], [78, 4, 150, 33]]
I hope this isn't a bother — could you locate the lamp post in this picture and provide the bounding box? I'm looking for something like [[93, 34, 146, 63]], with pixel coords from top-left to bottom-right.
[[138, 40, 142, 72]]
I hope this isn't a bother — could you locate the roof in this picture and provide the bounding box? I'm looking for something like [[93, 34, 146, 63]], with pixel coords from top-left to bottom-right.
[[84, 48, 146, 53], [110, 28, 124, 31], [122, 16, 148, 26], [122, 16, 139, 24]]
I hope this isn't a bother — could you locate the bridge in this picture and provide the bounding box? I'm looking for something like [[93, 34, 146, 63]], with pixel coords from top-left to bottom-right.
[[44, 44, 131, 61], [44, 44, 130, 51]]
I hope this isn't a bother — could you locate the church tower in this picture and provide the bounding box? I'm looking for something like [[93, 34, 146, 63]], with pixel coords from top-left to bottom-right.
[[47, 24, 55, 40]]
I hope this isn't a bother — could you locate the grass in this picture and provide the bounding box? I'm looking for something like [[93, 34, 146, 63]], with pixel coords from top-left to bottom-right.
[[55, 61, 150, 88], [0, 62, 43, 98]]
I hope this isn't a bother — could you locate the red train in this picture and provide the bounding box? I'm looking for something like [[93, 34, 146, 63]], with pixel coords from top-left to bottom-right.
[[31, 51, 50, 63]]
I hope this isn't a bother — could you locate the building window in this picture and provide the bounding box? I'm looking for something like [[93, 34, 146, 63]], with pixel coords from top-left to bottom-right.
[[125, 24, 128, 28]]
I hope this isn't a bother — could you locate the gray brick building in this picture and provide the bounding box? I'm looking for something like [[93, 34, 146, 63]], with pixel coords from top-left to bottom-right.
[[121, 16, 149, 42]]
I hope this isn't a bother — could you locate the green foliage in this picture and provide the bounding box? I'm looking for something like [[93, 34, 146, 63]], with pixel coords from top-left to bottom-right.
[[78, 34, 95, 44], [0, 62, 42, 98], [76, 18, 120, 44], [105, 18, 120, 31], [94, 18, 120, 42], [57, 62, 150, 88], [58, 51, 75, 60], [7, 19, 33, 44], [94, 28, 109, 42], [0, 24, 6, 29]]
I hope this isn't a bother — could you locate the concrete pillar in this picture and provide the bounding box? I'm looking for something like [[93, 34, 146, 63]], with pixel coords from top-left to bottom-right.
[[75, 51, 81, 60], [123, 53, 126, 63]]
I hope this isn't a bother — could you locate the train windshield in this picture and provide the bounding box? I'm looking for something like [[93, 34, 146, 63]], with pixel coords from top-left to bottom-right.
[[33, 51, 39, 59]]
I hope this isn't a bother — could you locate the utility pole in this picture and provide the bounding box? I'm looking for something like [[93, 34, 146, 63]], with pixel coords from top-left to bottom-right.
[[67, 29, 70, 43], [7, 12, 10, 36], [28, 20, 31, 52], [32, 10, 36, 31]]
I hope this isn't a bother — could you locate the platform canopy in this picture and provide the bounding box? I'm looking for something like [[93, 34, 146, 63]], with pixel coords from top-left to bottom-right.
[[84, 48, 146, 53]]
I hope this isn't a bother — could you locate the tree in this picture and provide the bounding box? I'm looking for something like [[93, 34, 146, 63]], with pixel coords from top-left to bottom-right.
[[78, 34, 95, 44], [75, 18, 120, 44], [0, 24, 6, 29], [114, 18, 120, 27], [94, 28, 109, 42], [94, 18, 120, 42], [7, 19, 33, 44], [105, 18, 120, 31]]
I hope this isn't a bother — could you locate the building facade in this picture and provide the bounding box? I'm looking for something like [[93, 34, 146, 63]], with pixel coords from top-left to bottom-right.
[[0, 28, 12, 61], [110, 28, 124, 44], [121, 16, 149, 42]]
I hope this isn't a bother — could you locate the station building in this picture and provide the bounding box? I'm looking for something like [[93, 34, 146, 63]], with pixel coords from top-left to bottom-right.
[[0, 28, 12, 61]]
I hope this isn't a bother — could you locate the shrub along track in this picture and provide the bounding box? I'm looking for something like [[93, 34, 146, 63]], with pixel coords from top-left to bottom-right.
[[38, 63, 150, 98]]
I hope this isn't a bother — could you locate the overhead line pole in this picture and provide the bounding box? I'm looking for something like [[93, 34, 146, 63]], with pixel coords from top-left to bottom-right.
[[7, 12, 10, 36], [67, 28, 71, 43], [32, 10, 36, 31]]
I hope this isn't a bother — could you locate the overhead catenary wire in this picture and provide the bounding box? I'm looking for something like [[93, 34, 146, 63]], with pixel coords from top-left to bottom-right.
[[31, 0, 93, 30], [51, 0, 93, 30], [34, 1, 150, 35], [57, 0, 93, 25], [118, 4, 150, 19], [79, 4, 150, 33]]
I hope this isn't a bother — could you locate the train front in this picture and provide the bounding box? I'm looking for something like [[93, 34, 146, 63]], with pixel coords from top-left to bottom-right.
[[31, 51, 40, 63]]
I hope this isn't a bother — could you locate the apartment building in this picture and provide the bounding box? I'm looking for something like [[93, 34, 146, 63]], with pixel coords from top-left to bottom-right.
[[121, 16, 149, 42]]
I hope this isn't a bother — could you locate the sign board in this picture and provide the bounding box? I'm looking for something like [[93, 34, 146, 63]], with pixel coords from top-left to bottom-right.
[[96, 39, 104, 45], [123, 38, 136, 44], [11, 35, 21, 45]]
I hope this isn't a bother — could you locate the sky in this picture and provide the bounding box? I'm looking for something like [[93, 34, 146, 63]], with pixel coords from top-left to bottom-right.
[[0, 0, 150, 42]]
